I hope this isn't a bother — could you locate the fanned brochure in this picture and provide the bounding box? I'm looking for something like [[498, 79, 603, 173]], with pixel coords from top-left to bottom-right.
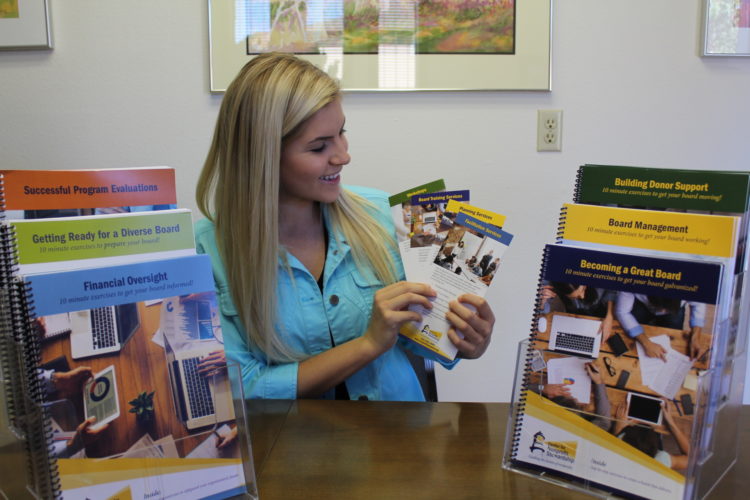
[[26, 255, 248, 499], [406, 190, 471, 281], [399, 211, 513, 361], [388, 179, 446, 281], [509, 243, 724, 500]]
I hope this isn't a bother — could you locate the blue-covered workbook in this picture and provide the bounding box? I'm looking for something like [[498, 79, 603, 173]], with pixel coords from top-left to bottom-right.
[[507, 244, 725, 500], [19, 254, 251, 500]]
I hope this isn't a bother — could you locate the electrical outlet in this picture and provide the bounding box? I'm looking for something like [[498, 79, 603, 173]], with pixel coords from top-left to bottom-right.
[[537, 109, 562, 152]]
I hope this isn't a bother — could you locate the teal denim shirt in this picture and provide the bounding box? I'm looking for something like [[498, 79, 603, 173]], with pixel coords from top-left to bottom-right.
[[195, 186, 456, 401]]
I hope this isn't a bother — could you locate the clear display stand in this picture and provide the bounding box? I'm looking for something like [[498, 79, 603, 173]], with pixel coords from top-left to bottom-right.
[[503, 337, 744, 500]]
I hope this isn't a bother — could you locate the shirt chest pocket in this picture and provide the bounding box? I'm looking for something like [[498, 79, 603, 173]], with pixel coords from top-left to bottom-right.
[[345, 271, 383, 317]]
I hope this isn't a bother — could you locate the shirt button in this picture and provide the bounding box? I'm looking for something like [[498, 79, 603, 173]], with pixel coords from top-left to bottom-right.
[[333, 250, 338, 256], [329, 294, 339, 306], [358, 395, 369, 401]]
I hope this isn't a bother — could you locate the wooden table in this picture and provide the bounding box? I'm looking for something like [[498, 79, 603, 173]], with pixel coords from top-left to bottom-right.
[[2, 400, 748, 499], [245, 400, 749, 500]]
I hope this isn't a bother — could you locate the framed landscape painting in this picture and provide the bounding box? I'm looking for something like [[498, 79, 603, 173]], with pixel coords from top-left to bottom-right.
[[209, 0, 551, 91]]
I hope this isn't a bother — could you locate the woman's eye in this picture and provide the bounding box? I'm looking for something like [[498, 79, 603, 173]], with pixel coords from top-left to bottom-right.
[[310, 143, 326, 153]]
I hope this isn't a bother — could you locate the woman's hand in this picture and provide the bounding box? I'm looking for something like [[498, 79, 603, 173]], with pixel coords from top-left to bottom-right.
[[364, 282, 436, 355], [446, 294, 495, 359]]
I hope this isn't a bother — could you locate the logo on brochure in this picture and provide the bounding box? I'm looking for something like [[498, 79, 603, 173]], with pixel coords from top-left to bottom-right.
[[529, 429, 578, 466], [420, 324, 441, 341], [530, 431, 546, 453]]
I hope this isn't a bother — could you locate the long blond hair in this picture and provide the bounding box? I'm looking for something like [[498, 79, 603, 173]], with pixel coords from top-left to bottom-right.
[[197, 53, 399, 363]]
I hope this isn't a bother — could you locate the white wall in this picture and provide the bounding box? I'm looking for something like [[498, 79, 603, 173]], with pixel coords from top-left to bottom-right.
[[2, 0, 749, 402]]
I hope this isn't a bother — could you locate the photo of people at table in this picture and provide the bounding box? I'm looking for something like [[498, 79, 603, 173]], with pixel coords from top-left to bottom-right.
[[410, 201, 453, 249], [528, 280, 715, 475], [36, 293, 239, 461], [432, 217, 504, 287]]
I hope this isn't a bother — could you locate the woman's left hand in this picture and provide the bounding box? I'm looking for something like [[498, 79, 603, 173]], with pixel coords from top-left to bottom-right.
[[446, 294, 495, 359]]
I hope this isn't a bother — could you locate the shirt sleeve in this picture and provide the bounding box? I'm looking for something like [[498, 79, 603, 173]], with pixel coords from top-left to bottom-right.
[[615, 292, 644, 338], [195, 218, 300, 399], [222, 317, 299, 400]]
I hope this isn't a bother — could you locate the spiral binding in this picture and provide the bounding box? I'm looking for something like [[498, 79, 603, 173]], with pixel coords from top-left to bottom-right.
[[555, 204, 569, 244], [0, 224, 25, 435], [0, 173, 62, 500], [508, 245, 552, 460], [573, 165, 585, 203], [0, 175, 25, 435], [0, 172, 5, 221], [12, 279, 62, 498]]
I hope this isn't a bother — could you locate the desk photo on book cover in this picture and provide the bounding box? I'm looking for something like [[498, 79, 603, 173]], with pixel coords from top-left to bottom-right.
[[208, 0, 551, 91], [503, 243, 742, 500], [22, 256, 255, 499]]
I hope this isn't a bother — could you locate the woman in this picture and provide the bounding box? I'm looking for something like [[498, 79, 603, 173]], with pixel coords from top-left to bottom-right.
[[195, 53, 495, 401]]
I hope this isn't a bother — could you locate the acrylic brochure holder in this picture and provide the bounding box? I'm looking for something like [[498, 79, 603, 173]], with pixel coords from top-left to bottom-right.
[[503, 338, 742, 500], [2, 362, 258, 500]]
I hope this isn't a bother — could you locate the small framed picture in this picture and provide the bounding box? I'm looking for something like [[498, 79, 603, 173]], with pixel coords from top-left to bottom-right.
[[0, 0, 52, 50], [702, 0, 750, 56]]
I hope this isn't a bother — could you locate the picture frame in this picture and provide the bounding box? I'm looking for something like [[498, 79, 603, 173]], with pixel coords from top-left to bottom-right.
[[702, 0, 750, 56], [208, 0, 551, 92], [0, 0, 52, 50]]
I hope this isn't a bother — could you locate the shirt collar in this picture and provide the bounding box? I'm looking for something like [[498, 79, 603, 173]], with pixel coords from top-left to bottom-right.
[[278, 205, 352, 275]]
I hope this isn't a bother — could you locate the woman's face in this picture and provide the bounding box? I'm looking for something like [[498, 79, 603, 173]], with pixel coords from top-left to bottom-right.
[[279, 97, 350, 207]]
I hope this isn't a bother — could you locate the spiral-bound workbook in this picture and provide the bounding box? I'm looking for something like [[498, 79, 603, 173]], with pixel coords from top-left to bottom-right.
[[573, 165, 749, 277], [556, 202, 741, 371], [0, 168, 184, 435], [0, 168, 255, 499], [574, 164, 750, 408], [17, 255, 251, 499], [507, 243, 725, 500]]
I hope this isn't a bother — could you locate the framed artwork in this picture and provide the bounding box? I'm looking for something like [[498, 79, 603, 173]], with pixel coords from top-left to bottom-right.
[[702, 0, 750, 56], [208, 0, 551, 92], [0, 0, 52, 50]]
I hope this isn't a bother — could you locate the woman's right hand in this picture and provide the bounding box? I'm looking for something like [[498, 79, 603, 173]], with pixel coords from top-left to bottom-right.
[[363, 282, 436, 355]]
